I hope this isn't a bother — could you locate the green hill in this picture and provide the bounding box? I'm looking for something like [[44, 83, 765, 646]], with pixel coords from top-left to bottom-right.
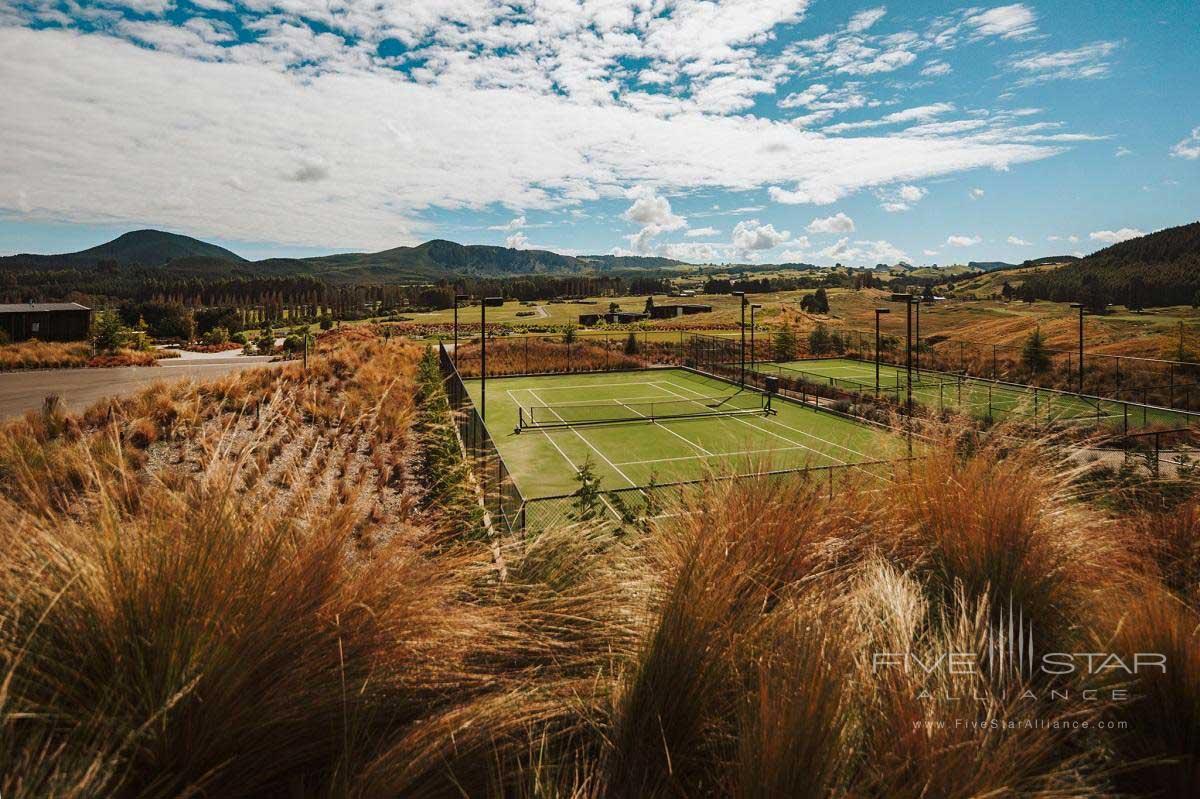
[[1016, 221, 1200, 308], [0, 232, 686, 282], [1, 230, 246, 268]]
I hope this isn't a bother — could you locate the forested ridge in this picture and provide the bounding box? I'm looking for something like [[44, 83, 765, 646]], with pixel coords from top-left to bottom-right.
[[1017, 221, 1200, 309], [0, 230, 688, 285]]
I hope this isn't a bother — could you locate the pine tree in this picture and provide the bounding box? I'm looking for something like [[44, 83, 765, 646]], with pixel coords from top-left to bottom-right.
[[1021, 327, 1051, 373], [572, 457, 603, 520], [808, 323, 831, 355], [773, 326, 797, 361]]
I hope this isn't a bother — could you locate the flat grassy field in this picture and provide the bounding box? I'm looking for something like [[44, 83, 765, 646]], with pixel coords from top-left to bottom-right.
[[759, 357, 1194, 428], [463, 368, 903, 500]]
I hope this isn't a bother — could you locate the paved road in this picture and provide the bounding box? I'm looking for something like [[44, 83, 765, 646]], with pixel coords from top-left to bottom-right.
[[0, 356, 282, 419]]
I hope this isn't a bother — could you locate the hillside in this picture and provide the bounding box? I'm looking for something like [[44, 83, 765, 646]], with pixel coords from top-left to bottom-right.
[[1, 230, 246, 268], [1016, 221, 1200, 308], [967, 260, 1017, 272], [0, 231, 686, 282]]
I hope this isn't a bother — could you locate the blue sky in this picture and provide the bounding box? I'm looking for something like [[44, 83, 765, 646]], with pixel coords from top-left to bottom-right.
[[1, 0, 1197, 265]]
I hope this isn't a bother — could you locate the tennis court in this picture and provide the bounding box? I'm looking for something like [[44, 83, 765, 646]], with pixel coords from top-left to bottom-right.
[[461, 367, 904, 499], [756, 357, 1191, 428]]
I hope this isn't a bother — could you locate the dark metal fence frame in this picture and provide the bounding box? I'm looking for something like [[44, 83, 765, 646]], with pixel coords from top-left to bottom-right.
[[778, 353, 1200, 433], [438, 343, 526, 535], [437, 328, 1200, 538]]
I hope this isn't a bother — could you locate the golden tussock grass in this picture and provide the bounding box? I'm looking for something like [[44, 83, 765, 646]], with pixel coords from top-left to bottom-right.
[[2, 329, 1199, 796]]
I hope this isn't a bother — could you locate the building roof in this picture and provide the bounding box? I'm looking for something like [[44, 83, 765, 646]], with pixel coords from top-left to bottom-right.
[[0, 302, 92, 314]]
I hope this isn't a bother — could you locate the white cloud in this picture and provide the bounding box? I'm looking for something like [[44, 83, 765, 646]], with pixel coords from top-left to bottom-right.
[[817, 237, 907, 265], [732, 219, 790, 252], [490, 215, 526, 231], [780, 236, 906, 265], [946, 234, 982, 247], [920, 60, 951, 77], [923, 249, 939, 256], [622, 185, 685, 231], [875, 183, 927, 212], [1114, 146, 1133, 158], [969, 188, 985, 199], [505, 231, 530, 249], [658, 241, 721, 262], [964, 4, 1038, 40], [823, 102, 955, 133], [846, 7, 887, 33], [805, 212, 855, 233], [1009, 41, 1120, 85], [0, 25, 1061, 249], [837, 48, 916, 76], [1089, 228, 1144, 244], [1007, 236, 1031, 246], [685, 226, 720, 237], [1171, 127, 1200, 160], [778, 82, 875, 115]]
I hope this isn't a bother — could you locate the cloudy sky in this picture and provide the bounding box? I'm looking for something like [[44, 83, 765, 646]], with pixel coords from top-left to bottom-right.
[[1, 0, 1197, 265]]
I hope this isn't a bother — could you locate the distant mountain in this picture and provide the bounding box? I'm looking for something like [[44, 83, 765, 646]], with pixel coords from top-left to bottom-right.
[[1016, 221, 1200, 308], [1020, 255, 1080, 267], [0, 232, 686, 282], [968, 260, 1018, 272], [2, 229, 246, 268]]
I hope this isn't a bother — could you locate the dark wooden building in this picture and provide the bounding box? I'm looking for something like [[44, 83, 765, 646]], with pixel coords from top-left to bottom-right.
[[649, 303, 713, 319], [0, 302, 93, 342], [578, 311, 650, 326]]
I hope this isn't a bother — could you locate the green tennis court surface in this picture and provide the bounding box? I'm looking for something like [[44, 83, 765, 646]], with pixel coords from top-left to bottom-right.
[[463, 368, 904, 499], [756, 357, 1191, 428]]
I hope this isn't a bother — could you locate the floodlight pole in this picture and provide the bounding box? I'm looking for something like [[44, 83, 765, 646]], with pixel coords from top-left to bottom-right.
[[482, 297, 502, 419], [734, 291, 747, 385], [904, 295, 914, 414], [874, 307, 890, 397], [453, 293, 469, 366], [914, 297, 922, 374], [1070, 302, 1084, 394], [750, 304, 762, 371]]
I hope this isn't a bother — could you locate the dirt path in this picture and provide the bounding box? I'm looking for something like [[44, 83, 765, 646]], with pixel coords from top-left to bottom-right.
[[0, 356, 281, 418]]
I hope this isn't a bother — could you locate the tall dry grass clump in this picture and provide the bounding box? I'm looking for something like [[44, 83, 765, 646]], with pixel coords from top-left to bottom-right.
[[455, 337, 645, 377], [2, 329, 1198, 796], [0, 340, 171, 371]]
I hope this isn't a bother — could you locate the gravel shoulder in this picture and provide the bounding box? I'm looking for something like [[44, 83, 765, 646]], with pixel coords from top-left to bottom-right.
[[0, 356, 281, 418]]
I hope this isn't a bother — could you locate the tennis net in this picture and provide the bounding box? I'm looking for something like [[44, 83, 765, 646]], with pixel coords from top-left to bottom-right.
[[519, 392, 772, 429]]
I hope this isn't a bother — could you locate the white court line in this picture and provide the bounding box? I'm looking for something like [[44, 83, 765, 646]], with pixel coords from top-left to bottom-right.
[[612, 398, 715, 457], [651, 380, 846, 467], [523, 392, 677, 407], [517, 379, 676, 392], [616, 444, 814, 466], [520, 389, 625, 519], [657, 374, 892, 479], [526, 387, 639, 488]]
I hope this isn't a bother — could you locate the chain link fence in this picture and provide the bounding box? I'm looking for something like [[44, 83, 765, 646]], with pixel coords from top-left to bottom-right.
[[439, 344, 526, 535]]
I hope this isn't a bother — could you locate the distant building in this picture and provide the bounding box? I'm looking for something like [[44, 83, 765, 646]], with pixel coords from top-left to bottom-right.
[[0, 302, 92, 342], [648, 303, 714, 320], [578, 311, 650, 325]]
